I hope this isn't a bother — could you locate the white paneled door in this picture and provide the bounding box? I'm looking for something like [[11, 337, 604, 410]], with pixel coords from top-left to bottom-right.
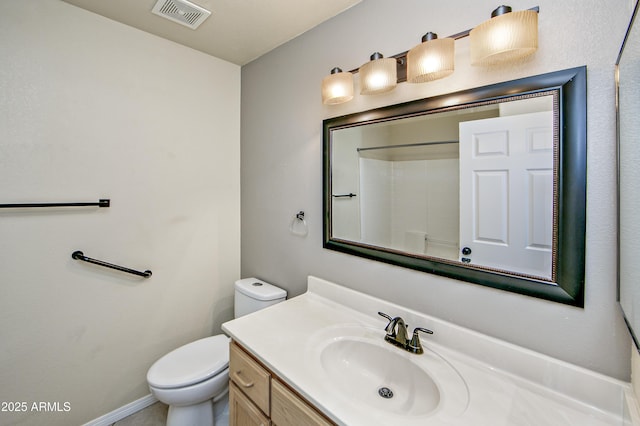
[[459, 111, 554, 279]]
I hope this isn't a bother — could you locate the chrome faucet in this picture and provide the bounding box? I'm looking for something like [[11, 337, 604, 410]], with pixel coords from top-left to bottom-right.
[[378, 311, 433, 354], [382, 314, 409, 347]]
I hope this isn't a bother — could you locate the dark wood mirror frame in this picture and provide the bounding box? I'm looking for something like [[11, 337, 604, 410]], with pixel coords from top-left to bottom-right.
[[323, 67, 586, 307]]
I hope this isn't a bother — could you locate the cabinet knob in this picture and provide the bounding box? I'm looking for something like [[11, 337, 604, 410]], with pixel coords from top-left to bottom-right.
[[461, 247, 472, 255]]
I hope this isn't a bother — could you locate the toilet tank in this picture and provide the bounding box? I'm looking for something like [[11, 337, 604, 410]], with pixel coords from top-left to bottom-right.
[[234, 278, 287, 318]]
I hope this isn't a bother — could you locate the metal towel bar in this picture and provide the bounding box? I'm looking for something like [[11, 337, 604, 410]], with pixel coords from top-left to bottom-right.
[[0, 199, 110, 208], [72, 251, 152, 278]]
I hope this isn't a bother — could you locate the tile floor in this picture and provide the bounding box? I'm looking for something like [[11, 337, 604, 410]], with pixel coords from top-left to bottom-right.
[[111, 402, 168, 426]]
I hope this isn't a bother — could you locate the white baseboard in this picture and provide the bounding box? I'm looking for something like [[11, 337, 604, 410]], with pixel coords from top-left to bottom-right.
[[82, 394, 158, 426]]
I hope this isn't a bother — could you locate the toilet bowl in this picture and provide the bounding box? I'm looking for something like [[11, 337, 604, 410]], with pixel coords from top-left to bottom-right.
[[147, 278, 286, 426]]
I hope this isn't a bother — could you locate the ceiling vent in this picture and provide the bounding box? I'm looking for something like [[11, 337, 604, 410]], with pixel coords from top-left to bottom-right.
[[151, 0, 211, 30]]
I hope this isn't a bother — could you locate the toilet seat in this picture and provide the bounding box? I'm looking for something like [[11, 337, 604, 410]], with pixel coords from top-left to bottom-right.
[[147, 335, 230, 389]]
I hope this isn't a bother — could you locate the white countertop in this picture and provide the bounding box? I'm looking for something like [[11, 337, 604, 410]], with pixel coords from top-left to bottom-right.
[[223, 276, 636, 426]]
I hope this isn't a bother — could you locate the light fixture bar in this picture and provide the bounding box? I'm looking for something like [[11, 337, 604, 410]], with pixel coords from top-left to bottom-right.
[[348, 5, 539, 83]]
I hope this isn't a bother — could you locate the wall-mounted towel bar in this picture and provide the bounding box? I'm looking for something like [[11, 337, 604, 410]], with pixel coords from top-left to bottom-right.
[[0, 199, 110, 208], [332, 193, 357, 198], [356, 140, 459, 152], [72, 251, 152, 278]]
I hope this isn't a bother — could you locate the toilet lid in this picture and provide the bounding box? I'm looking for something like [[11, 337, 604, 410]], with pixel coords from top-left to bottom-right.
[[147, 335, 230, 389]]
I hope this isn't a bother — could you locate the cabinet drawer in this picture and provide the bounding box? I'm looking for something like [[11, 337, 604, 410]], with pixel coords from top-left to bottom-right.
[[229, 341, 271, 415], [271, 379, 334, 426]]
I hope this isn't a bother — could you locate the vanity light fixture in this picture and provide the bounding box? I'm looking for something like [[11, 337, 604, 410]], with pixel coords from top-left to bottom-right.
[[407, 32, 455, 83], [359, 52, 398, 95], [321, 67, 354, 105], [470, 5, 538, 65], [321, 5, 538, 105]]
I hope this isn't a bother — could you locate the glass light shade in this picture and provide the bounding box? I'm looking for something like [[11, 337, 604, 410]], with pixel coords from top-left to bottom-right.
[[359, 53, 397, 95], [407, 36, 455, 83], [321, 68, 354, 105], [470, 9, 538, 66]]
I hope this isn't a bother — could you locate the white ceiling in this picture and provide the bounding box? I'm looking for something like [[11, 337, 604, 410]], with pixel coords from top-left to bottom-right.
[[62, 0, 362, 65]]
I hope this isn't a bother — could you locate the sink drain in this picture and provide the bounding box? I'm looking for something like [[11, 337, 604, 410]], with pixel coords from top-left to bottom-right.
[[378, 386, 394, 399]]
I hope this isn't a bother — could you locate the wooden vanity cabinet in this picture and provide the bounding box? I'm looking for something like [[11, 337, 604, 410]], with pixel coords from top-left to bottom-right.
[[271, 379, 333, 426], [229, 342, 271, 415], [229, 382, 270, 426], [229, 341, 334, 426]]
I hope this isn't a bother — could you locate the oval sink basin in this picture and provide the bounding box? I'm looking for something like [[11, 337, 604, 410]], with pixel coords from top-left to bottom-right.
[[321, 338, 440, 415], [307, 325, 469, 420]]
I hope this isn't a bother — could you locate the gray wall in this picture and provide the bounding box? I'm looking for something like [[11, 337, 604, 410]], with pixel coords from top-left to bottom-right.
[[241, 0, 634, 380]]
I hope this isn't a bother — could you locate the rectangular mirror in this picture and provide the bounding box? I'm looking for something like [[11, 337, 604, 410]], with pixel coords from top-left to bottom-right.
[[323, 67, 586, 306], [617, 1, 640, 348]]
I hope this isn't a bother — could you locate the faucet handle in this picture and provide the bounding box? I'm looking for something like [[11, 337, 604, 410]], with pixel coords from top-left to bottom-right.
[[408, 327, 434, 354], [378, 311, 393, 321], [378, 311, 395, 334]]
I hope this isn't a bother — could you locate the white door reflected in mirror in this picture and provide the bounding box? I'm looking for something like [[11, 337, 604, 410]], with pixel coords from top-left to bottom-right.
[[459, 110, 554, 280]]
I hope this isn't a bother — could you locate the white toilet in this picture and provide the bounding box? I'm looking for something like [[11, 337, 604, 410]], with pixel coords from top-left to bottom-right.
[[147, 278, 287, 426]]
